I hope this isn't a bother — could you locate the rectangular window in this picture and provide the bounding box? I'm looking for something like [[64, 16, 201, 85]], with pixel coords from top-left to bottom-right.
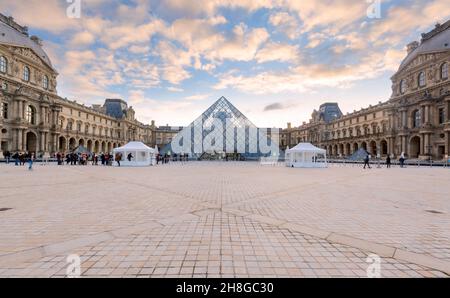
[[439, 108, 445, 124], [1, 102, 8, 119]]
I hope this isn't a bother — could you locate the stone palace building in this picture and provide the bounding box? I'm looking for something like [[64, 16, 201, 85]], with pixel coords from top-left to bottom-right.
[[0, 14, 180, 158], [281, 21, 450, 160], [1, 13, 449, 160]]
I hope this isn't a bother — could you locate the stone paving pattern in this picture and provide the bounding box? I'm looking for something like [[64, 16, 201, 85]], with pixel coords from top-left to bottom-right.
[[0, 162, 449, 277]]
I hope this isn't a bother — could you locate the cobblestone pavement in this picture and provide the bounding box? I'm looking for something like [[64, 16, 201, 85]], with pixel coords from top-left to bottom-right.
[[0, 162, 449, 277]]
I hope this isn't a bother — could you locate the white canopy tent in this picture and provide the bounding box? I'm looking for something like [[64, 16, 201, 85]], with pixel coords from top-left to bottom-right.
[[286, 143, 328, 168], [113, 142, 156, 167]]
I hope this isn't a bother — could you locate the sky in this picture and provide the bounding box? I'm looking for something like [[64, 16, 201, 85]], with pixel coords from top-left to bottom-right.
[[1, 0, 449, 128]]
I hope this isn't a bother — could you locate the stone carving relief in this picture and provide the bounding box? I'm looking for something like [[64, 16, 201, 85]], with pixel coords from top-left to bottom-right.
[[13, 47, 43, 66]]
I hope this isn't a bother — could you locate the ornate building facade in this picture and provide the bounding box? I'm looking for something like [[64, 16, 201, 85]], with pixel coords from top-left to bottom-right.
[[0, 14, 169, 158], [1, 13, 449, 160], [281, 21, 450, 160]]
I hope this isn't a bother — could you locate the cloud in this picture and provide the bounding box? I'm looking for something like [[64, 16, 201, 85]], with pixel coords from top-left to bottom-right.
[[269, 11, 301, 39], [0, 0, 80, 33], [168, 86, 184, 92], [264, 101, 298, 111], [69, 31, 96, 46], [185, 94, 211, 101], [255, 42, 300, 63], [214, 45, 406, 94]]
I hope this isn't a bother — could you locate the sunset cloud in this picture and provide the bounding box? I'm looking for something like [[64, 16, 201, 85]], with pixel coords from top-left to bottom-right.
[[1, 0, 448, 127]]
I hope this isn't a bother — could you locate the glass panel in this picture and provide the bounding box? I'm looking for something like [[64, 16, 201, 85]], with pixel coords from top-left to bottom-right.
[[161, 97, 277, 159]]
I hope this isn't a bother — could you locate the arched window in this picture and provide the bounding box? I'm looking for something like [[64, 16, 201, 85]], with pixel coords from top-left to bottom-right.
[[413, 110, 421, 128], [418, 71, 425, 87], [441, 62, 448, 80], [23, 66, 30, 82], [0, 56, 7, 73], [400, 79, 406, 94], [26, 105, 36, 124], [43, 75, 49, 89]]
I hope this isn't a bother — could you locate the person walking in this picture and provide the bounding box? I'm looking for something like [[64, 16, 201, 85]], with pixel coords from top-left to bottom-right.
[[363, 154, 371, 169], [28, 152, 34, 171], [127, 153, 133, 162], [115, 152, 122, 167], [386, 155, 391, 168]]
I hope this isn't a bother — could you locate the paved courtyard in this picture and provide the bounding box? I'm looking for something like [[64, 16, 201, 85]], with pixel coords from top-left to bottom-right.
[[0, 162, 449, 278]]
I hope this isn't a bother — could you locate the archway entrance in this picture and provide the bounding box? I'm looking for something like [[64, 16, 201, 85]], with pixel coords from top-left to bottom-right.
[[409, 136, 421, 158], [437, 146, 445, 160], [361, 142, 367, 151], [69, 138, 77, 151], [26, 132, 37, 154], [59, 136, 67, 152], [79, 139, 85, 147], [87, 140, 93, 152], [338, 144, 344, 157], [353, 143, 358, 153], [369, 141, 377, 156], [345, 143, 351, 156], [380, 140, 388, 156]]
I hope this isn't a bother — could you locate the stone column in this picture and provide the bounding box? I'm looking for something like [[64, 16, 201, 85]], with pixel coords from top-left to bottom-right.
[[20, 100, 25, 120], [446, 97, 450, 122], [0, 127, 3, 158], [401, 136, 407, 155], [17, 129, 23, 152], [446, 131, 450, 156], [40, 132, 45, 152], [423, 133, 430, 156], [44, 132, 50, 157]]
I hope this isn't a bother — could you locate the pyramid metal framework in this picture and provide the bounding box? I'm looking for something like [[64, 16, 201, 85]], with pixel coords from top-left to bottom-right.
[[161, 96, 278, 159]]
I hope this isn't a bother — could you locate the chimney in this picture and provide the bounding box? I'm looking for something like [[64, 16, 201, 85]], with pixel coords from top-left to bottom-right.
[[287, 122, 292, 129], [151, 120, 155, 127], [406, 41, 419, 54]]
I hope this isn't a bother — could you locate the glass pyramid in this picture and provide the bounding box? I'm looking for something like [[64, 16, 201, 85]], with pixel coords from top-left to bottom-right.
[[161, 96, 279, 160]]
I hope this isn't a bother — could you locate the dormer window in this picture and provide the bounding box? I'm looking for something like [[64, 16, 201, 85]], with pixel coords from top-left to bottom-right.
[[418, 71, 426, 87]]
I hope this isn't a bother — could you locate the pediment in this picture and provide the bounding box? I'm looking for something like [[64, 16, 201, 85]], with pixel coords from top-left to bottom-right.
[[9, 45, 51, 70]]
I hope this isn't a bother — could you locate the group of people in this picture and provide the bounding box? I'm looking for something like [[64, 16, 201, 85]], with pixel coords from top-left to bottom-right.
[[55, 152, 115, 166], [156, 153, 189, 165], [363, 153, 406, 169], [3, 151, 35, 170]]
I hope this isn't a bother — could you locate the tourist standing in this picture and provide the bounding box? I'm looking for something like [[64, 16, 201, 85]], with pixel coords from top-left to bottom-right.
[[399, 152, 405, 168], [127, 153, 133, 162], [4, 151, 11, 164], [363, 154, 371, 169], [386, 155, 391, 168]]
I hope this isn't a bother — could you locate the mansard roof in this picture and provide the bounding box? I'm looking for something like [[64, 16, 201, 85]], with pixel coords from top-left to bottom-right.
[[0, 14, 54, 70], [399, 20, 450, 71]]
